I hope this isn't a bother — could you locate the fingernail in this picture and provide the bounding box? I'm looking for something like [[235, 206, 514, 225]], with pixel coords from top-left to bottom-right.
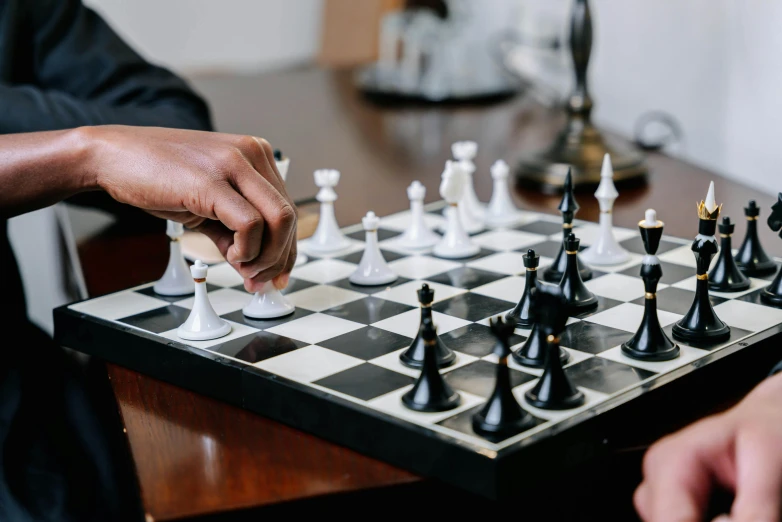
[[273, 273, 290, 290], [711, 515, 731, 522]]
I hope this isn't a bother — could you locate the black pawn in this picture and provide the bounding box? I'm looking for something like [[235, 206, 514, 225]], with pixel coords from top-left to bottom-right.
[[542, 169, 593, 283], [761, 194, 782, 306], [735, 200, 777, 277], [525, 284, 585, 410], [709, 217, 750, 292], [401, 318, 461, 412], [400, 284, 456, 369], [472, 317, 535, 438], [560, 233, 598, 312], [512, 320, 570, 369], [505, 249, 539, 328], [273, 148, 283, 161]]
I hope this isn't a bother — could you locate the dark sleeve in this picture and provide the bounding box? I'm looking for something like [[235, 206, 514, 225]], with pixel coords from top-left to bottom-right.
[[0, 0, 212, 133], [771, 360, 782, 377]]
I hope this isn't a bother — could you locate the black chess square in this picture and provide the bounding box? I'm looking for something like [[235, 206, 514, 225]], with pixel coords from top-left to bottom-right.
[[346, 228, 401, 242], [444, 360, 535, 398], [631, 287, 726, 316], [426, 267, 506, 290], [561, 321, 630, 354], [212, 331, 308, 363], [318, 326, 412, 360], [516, 221, 568, 236], [135, 284, 218, 303], [437, 404, 545, 442], [619, 237, 683, 256], [565, 357, 656, 395], [313, 363, 414, 401], [522, 240, 562, 259], [221, 307, 314, 330], [738, 287, 773, 306], [337, 248, 407, 264], [322, 296, 414, 325], [118, 304, 191, 333], [570, 295, 624, 320], [432, 248, 495, 262], [328, 276, 411, 295], [432, 293, 514, 322], [619, 261, 693, 286], [663, 324, 753, 351], [441, 323, 526, 358], [753, 264, 780, 281]]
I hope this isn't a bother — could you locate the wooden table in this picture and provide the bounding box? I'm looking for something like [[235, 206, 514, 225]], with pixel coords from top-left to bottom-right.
[[78, 67, 782, 521]]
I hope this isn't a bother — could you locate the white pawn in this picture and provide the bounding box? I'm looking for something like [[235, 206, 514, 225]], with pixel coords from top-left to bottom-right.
[[274, 151, 308, 266], [243, 280, 295, 319], [349, 211, 398, 286], [484, 159, 523, 227], [451, 141, 485, 221], [395, 181, 440, 249], [177, 260, 231, 341], [580, 154, 631, 266], [304, 169, 352, 256], [153, 220, 195, 296], [433, 161, 480, 259]]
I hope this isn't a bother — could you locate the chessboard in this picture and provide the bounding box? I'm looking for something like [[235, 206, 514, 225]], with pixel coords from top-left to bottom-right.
[[54, 202, 782, 499]]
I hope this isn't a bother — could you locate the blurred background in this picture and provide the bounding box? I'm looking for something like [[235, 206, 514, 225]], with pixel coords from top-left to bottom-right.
[[10, 0, 782, 333]]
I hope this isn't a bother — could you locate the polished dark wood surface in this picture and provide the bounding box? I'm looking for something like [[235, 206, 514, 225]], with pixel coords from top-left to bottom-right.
[[79, 67, 781, 521]]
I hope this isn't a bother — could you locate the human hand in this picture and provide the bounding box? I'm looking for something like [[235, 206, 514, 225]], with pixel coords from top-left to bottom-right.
[[635, 372, 782, 522], [81, 125, 296, 291]]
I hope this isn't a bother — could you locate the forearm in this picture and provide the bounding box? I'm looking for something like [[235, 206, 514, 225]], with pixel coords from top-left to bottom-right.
[[0, 128, 95, 217]]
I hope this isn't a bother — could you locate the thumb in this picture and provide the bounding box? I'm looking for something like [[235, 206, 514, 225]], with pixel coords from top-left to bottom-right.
[[731, 426, 782, 522]]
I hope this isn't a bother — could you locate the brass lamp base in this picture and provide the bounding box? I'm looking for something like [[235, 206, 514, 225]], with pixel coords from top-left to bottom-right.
[[515, 121, 647, 193]]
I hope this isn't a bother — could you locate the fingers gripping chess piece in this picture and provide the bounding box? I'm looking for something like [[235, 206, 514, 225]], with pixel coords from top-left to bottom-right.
[[761, 193, 782, 306], [485, 160, 523, 228], [451, 140, 485, 221], [177, 260, 232, 341], [734, 200, 776, 277], [395, 181, 440, 249], [349, 211, 398, 286], [580, 154, 631, 266], [305, 169, 352, 256], [708, 216, 750, 292], [153, 220, 195, 296], [433, 160, 480, 259], [274, 149, 307, 266]]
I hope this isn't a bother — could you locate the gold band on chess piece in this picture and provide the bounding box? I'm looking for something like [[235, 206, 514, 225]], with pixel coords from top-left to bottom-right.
[[194, 277, 206, 283], [566, 250, 578, 255], [421, 303, 432, 308], [528, 267, 537, 271], [645, 292, 656, 299], [746, 215, 758, 221], [696, 273, 708, 281], [563, 223, 574, 229], [546, 335, 561, 344]]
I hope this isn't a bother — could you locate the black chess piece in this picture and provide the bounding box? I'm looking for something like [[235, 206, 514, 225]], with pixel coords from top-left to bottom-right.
[[621, 210, 680, 361], [273, 148, 283, 161], [672, 190, 731, 343], [560, 233, 598, 312], [761, 194, 782, 306], [735, 200, 777, 277], [524, 284, 585, 410], [401, 318, 461, 412], [512, 310, 571, 368], [542, 169, 593, 283], [400, 284, 456, 369], [708, 217, 750, 292], [505, 249, 539, 328], [472, 317, 536, 438]]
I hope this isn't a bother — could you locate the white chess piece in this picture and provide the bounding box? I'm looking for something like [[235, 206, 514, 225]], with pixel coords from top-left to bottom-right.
[[433, 161, 480, 259], [243, 280, 295, 319], [395, 181, 440, 249], [484, 159, 523, 227], [153, 221, 195, 296], [177, 260, 232, 341], [275, 152, 308, 266], [451, 141, 485, 221], [580, 154, 631, 266], [349, 211, 398, 286], [304, 169, 352, 256]]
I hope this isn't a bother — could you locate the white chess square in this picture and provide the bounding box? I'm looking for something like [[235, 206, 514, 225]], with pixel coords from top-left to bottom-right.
[[467, 252, 552, 276], [589, 253, 644, 274], [266, 313, 364, 344], [372, 309, 471, 338], [160, 320, 260, 349], [584, 302, 682, 333], [370, 347, 478, 378], [254, 345, 364, 383], [471, 276, 526, 303], [378, 238, 435, 257], [564, 223, 638, 246], [298, 238, 364, 259], [388, 256, 461, 280], [483, 347, 593, 377], [285, 285, 366, 312], [672, 276, 770, 299], [471, 229, 547, 252], [205, 262, 244, 287], [658, 246, 698, 268], [712, 299, 782, 333], [512, 380, 609, 423], [368, 386, 484, 425], [379, 210, 445, 232], [69, 291, 168, 321], [584, 273, 654, 302], [173, 288, 250, 316], [372, 280, 466, 307], [291, 258, 358, 284], [598, 344, 710, 375]]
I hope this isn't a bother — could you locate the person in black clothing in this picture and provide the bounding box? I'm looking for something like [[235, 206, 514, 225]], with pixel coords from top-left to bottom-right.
[[0, 1, 296, 521]]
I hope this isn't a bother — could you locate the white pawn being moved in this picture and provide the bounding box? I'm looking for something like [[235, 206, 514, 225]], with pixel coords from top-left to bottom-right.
[[484, 159, 523, 227], [349, 211, 398, 286], [394, 181, 440, 249], [274, 150, 307, 267], [433, 161, 480, 259], [304, 169, 353, 256], [451, 140, 485, 222], [154, 220, 195, 296], [177, 260, 232, 341], [580, 154, 631, 266], [243, 280, 295, 319]]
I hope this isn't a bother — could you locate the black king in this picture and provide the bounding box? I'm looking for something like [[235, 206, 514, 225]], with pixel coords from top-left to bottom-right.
[[671, 182, 731, 343]]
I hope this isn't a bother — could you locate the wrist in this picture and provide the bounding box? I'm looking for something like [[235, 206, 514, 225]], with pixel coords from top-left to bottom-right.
[[65, 126, 103, 192]]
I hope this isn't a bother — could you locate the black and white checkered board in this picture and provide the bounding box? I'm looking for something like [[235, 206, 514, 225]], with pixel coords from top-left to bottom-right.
[[55, 203, 782, 498]]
